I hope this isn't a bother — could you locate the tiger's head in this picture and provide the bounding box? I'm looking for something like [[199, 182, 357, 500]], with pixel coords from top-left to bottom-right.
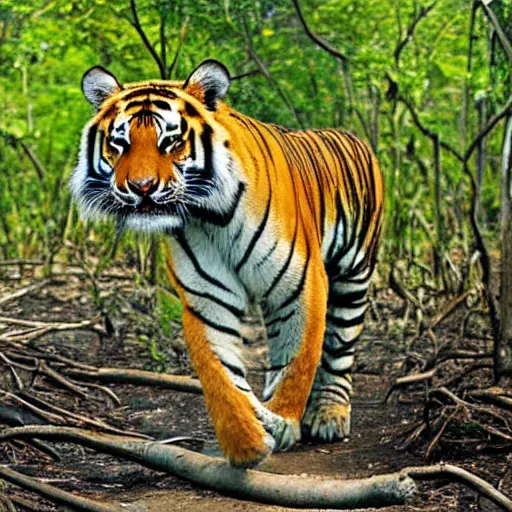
[[70, 59, 244, 233]]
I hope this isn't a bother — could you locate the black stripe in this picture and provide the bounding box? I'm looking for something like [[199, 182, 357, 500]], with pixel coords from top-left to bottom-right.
[[153, 100, 171, 110], [180, 117, 188, 135], [326, 313, 365, 328], [185, 101, 199, 117], [168, 268, 244, 318], [328, 288, 367, 305], [330, 300, 367, 310], [87, 124, 98, 175], [235, 191, 272, 273], [321, 356, 353, 377], [188, 129, 196, 161], [267, 363, 287, 371], [200, 124, 214, 180], [175, 234, 232, 293], [275, 242, 310, 311], [323, 343, 354, 358], [264, 218, 299, 297], [121, 88, 177, 101], [222, 360, 246, 378], [187, 181, 246, 227], [186, 306, 239, 338], [325, 330, 359, 348], [256, 239, 278, 267], [265, 309, 295, 328]]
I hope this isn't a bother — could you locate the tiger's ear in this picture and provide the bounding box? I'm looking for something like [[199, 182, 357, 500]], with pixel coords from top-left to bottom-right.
[[183, 59, 230, 111], [82, 66, 121, 110]]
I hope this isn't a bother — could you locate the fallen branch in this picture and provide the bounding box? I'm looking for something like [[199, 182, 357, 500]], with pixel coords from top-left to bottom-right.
[[383, 369, 436, 403], [0, 315, 101, 344], [0, 465, 119, 512], [468, 387, 512, 411], [0, 280, 50, 308], [2, 426, 511, 510], [427, 289, 472, 331], [0, 426, 416, 509], [65, 367, 202, 394], [405, 464, 512, 510]]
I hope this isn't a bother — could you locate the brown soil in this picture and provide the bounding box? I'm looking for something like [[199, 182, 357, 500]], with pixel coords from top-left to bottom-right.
[[0, 269, 510, 511]]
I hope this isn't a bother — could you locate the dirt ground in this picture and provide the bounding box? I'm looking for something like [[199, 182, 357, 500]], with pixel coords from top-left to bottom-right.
[[0, 268, 510, 511]]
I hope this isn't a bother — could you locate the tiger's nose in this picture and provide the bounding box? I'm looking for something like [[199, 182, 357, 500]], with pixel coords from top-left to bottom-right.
[[127, 178, 158, 197]]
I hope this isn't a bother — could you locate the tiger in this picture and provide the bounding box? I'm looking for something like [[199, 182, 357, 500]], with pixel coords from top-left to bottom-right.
[[71, 59, 384, 467]]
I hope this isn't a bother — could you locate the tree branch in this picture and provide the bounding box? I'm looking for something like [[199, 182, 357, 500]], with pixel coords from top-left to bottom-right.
[[168, 16, 189, 78], [128, 0, 166, 79], [394, 2, 437, 66], [240, 20, 302, 128], [0, 130, 46, 181], [231, 69, 262, 81], [290, 0, 348, 63], [463, 96, 512, 164], [479, 0, 512, 64], [397, 95, 463, 162]]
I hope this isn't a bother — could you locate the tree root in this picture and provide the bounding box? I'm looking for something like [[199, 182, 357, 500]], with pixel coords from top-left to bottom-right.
[[1, 425, 511, 510]]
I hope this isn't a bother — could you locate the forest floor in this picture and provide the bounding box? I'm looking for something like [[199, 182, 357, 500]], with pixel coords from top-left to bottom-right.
[[0, 267, 510, 511]]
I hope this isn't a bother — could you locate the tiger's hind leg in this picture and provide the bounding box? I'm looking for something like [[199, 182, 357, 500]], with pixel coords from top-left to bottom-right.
[[302, 265, 372, 441]]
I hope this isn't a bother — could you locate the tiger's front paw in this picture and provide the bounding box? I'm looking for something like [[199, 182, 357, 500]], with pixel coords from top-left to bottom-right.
[[216, 412, 275, 468], [258, 409, 301, 452], [302, 403, 351, 442]]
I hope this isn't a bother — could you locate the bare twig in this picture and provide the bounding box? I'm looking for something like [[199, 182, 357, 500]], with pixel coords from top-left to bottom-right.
[[290, 0, 348, 63], [231, 69, 262, 81], [0, 315, 101, 344], [428, 289, 472, 331], [128, 0, 166, 79], [0, 280, 50, 308], [168, 16, 190, 78], [405, 463, 512, 510], [398, 95, 463, 162], [240, 20, 302, 128], [383, 369, 436, 403], [0, 260, 43, 267], [479, 0, 512, 64], [424, 406, 460, 460], [3, 426, 511, 510], [394, 3, 437, 66]]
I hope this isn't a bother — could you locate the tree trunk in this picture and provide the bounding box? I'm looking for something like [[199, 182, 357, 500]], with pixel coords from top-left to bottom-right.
[[497, 114, 512, 380]]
